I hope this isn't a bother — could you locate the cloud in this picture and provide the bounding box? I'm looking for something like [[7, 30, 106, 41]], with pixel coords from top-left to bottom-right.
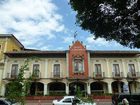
[[0, 0, 65, 48], [86, 35, 124, 49]]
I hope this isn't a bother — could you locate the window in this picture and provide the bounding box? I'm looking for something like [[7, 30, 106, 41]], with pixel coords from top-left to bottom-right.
[[63, 98, 72, 103], [53, 64, 60, 77], [74, 58, 84, 73], [113, 64, 120, 75], [95, 64, 101, 74], [128, 64, 135, 74], [11, 64, 18, 78], [33, 64, 40, 77]]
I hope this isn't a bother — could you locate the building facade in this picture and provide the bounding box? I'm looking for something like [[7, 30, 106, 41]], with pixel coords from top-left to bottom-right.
[[0, 34, 140, 96], [0, 34, 24, 96]]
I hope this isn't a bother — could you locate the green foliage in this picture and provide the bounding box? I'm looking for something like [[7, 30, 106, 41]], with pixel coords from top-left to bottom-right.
[[70, 0, 140, 48], [6, 59, 32, 105], [76, 86, 83, 97]]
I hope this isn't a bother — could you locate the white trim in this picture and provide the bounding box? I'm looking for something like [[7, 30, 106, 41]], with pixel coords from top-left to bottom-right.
[[45, 59, 48, 78], [66, 53, 69, 77]]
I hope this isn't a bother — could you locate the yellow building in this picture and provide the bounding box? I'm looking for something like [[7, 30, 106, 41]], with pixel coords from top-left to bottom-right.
[[0, 34, 24, 96], [1, 34, 140, 96], [0, 34, 24, 61]]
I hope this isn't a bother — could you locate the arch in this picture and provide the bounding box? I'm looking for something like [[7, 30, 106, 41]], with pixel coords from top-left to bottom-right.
[[111, 81, 124, 93], [30, 82, 44, 96], [69, 81, 86, 96], [5, 82, 22, 96], [128, 81, 140, 93], [90, 81, 107, 94], [48, 82, 65, 95]]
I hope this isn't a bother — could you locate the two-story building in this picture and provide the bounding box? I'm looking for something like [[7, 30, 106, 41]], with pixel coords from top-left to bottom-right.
[[0, 34, 24, 96], [0, 34, 140, 96]]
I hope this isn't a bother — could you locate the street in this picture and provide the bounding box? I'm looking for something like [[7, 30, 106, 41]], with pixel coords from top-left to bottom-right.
[[25, 99, 112, 105]]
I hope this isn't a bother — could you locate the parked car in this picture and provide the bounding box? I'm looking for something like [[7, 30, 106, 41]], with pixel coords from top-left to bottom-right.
[[52, 96, 96, 105], [112, 93, 140, 105], [0, 98, 20, 105]]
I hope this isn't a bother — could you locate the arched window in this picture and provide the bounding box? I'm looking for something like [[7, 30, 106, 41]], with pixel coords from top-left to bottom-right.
[[73, 57, 84, 73]]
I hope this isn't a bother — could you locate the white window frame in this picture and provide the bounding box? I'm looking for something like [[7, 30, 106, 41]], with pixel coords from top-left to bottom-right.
[[32, 63, 41, 77], [53, 63, 61, 77], [94, 64, 102, 74], [128, 63, 136, 74], [112, 63, 120, 75], [73, 58, 84, 73]]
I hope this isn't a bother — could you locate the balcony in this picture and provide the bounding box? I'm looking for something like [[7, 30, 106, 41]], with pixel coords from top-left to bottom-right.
[[51, 72, 63, 79], [32, 70, 41, 80], [4, 73, 18, 80], [127, 72, 140, 79], [68, 72, 88, 80], [112, 72, 123, 80], [93, 72, 105, 80]]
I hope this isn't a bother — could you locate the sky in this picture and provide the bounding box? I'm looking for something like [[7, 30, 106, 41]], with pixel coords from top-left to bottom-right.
[[0, 0, 139, 51]]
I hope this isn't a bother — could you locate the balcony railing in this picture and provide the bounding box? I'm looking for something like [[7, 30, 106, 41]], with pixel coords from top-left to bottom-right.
[[127, 72, 140, 79], [67, 72, 88, 80], [93, 72, 105, 80], [51, 72, 62, 79], [5, 73, 18, 80], [112, 72, 123, 79]]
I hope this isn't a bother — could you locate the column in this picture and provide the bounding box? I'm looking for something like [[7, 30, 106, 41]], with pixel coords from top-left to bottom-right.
[[136, 59, 140, 72], [118, 82, 121, 93], [66, 83, 69, 95], [1, 84, 5, 96], [3, 59, 8, 79], [122, 59, 126, 77], [45, 59, 48, 78], [87, 83, 91, 95], [66, 53, 69, 77], [108, 82, 112, 93], [87, 52, 91, 77], [106, 59, 110, 77], [44, 84, 48, 95]]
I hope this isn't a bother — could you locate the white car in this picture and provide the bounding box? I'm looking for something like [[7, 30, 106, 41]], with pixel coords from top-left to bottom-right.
[[0, 98, 21, 105], [52, 96, 96, 105]]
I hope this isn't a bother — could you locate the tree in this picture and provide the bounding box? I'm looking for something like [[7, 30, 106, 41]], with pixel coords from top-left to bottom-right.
[[6, 59, 32, 105], [70, 0, 140, 48]]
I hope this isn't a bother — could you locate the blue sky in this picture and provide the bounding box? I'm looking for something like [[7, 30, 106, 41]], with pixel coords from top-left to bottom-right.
[[0, 0, 139, 51]]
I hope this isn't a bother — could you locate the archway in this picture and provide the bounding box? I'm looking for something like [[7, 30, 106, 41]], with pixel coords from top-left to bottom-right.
[[128, 81, 140, 93], [5, 82, 22, 96], [30, 82, 44, 96], [48, 82, 65, 95], [69, 82, 86, 96], [112, 81, 124, 93], [90, 82, 107, 95]]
